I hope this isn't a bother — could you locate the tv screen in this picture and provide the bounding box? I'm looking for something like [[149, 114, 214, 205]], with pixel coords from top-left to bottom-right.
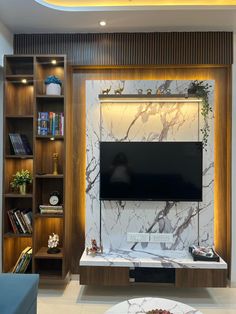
[[100, 142, 202, 201]]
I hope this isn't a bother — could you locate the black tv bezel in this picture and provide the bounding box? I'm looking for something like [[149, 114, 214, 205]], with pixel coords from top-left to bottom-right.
[[99, 141, 203, 202]]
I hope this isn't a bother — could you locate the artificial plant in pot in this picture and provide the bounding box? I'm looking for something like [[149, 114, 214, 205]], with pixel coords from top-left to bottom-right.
[[44, 75, 62, 95], [188, 80, 212, 150], [10, 169, 32, 195]]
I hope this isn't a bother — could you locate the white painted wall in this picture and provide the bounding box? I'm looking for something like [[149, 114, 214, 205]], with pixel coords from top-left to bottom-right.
[[0, 20, 13, 272], [231, 32, 236, 285]]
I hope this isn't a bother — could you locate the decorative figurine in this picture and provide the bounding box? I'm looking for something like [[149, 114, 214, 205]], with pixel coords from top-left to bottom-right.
[[52, 152, 59, 175], [86, 239, 103, 256], [47, 233, 60, 254], [102, 86, 111, 95], [114, 81, 125, 95], [137, 89, 143, 95], [147, 88, 152, 95]]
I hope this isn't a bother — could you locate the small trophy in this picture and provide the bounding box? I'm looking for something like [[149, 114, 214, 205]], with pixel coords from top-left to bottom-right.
[[52, 152, 59, 175]]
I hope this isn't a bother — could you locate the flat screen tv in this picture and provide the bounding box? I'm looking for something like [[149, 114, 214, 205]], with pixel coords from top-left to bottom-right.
[[100, 142, 202, 201]]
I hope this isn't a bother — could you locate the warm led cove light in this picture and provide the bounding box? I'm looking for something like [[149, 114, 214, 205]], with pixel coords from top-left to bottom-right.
[[51, 59, 57, 65], [99, 20, 106, 26], [21, 79, 27, 84], [50, 137, 55, 141]]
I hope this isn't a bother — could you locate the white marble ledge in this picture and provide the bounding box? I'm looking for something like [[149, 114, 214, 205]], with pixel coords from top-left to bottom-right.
[[79, 249, 227, 269]]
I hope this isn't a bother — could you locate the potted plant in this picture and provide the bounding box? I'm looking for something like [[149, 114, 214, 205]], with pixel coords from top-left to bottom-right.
[[44, 75, 62, 95], [10, 169, 32, 195], [188, 80, 212, 150]]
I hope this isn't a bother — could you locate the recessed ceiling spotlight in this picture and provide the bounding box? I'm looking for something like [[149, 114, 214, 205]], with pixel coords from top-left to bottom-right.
[[21, 79, 27, 84], [99, 20, 106, 27], [51, 59, 57, 65]]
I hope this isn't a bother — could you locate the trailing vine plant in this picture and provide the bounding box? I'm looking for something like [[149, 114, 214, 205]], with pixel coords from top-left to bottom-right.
[[187, 80, 212, 150]]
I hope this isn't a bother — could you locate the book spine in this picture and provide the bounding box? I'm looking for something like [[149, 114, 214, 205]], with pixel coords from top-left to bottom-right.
[[9, 133, 19, 155], [20, 211, 31, 233], [61, 113, 64, 136], [38, 112, 41, 135], [7, 210, 18, 234], [40, 112, 49, 136], [12, 210, 23, 233], [20, 135, 32, 155], [14, 210, 26, 233], [52, 112, 56, 136], [49, 112, 53, 135]]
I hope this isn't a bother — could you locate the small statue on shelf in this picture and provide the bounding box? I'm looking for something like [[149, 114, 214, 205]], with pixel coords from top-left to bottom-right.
[[52, 152, 59, 175], [114, 81, 125, 95], [102, 86, 111, 95], [137, 89, 143, 95], [146, 88, 152, 95], [47, 233, 60, 254], [86, 239, 103, 256]]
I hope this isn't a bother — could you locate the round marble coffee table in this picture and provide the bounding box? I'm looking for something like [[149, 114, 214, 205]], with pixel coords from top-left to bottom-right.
[[105, 297, 203, 314]]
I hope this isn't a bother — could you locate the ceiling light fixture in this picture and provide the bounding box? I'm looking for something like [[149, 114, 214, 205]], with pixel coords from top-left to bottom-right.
[[99, 20, 106, 26]]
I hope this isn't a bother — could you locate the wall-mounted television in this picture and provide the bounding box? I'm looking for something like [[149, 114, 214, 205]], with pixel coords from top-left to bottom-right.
[[100, 142, 202, 201]]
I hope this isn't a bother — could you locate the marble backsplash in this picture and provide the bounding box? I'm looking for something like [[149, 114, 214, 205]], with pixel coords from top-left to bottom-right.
[[86, 80, 214, 253]]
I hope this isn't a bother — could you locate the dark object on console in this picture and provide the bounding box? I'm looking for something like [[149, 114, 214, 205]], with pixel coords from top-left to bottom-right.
[[189, 245, 220, 262]]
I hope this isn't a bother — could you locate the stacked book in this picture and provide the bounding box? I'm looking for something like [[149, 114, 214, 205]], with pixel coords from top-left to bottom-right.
[[12, 246, 32, 273], [7, 209, 33, 234], [9, 133, 32, 155], [39, 205, 63, 215], [37, 112, 64, 136]]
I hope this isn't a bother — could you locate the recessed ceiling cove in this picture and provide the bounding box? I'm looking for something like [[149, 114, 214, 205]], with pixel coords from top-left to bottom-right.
[[35, 0, 236, 11]]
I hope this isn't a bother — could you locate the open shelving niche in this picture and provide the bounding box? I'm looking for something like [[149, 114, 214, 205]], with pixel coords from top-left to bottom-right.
[[2, 55, 72, 280]]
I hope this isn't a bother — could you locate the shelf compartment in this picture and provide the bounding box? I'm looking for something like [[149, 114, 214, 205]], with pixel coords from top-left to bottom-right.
[[5, 117, 33, 156], [35, 179, 63, 215], [35, 247, 63, 259], [34, 258, 62, 278], [35, 56, 65, 95], [35, 140, 64, 174], [4, 159, 33, 194], [5, 56, 34, 76], [5, 81, 34, 116], [3, 236, 32, 273], [34, 217, 63, 254]]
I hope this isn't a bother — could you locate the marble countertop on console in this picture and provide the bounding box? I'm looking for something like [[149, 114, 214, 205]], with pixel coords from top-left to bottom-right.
[[104, 297, 203, 314], [79, 249, 227, 269]]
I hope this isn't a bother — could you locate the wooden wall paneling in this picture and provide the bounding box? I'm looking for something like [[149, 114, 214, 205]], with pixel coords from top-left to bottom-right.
[[72, 65, 231, 274], [80, 266, 130, 286], [175, 269, 227, 287], [14, 33, 233, 66]]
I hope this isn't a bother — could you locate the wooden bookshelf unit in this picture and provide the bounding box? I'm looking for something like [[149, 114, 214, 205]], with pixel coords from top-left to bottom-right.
[[2, 55, 72, 280]]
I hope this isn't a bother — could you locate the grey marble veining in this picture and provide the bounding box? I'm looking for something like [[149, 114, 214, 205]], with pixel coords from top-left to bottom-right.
[[86, 80, 214, 254]]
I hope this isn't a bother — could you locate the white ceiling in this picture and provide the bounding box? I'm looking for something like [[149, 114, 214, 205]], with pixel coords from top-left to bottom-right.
[[0, 0, 236, 33]]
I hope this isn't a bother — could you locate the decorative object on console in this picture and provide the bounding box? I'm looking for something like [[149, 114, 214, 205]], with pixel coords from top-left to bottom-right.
[[86, 239, 103, 256], [189, 245, 220, 262], [44, 75, 62, 95], [47, 233, 60, 254], [187, 80, 212, 150], [102, 86, 111, 95], [10, 169, 32, 195], [146, 88, 152, 95], [52, 152, 59, 175], [138, 89, 143, 95], [114, 81, 125, 95]]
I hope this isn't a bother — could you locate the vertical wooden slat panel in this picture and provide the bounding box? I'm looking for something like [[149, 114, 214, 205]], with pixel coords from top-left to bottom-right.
[[14, 32, 233, 65]]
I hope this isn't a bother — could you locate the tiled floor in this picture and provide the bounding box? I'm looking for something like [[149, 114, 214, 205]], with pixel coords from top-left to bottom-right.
[[38, 278, 236, 314]]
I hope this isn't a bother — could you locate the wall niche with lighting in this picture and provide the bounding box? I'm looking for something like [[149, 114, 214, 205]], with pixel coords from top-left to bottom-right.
[[2, 55, 73, 280]]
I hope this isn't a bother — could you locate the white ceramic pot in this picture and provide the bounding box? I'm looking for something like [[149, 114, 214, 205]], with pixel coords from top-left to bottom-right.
[[46, 83, 61, 95]]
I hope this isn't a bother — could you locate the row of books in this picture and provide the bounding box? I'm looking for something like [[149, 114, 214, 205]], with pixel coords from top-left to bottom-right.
[[12, 246, 32, 273], [9, 133, 32, 155], [8, 209, 33, 234], [38, 112, 64, 136], [39, 205, 63, 214]]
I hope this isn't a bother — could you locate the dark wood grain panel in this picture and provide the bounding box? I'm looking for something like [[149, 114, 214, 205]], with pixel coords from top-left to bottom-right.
[[14, 32, 233, 65], [175, 268, 227, 287], [80, 266, 130, 286]]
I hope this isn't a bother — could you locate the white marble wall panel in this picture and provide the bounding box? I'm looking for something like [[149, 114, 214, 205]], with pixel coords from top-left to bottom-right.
[[86, 80, 214, 252]]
